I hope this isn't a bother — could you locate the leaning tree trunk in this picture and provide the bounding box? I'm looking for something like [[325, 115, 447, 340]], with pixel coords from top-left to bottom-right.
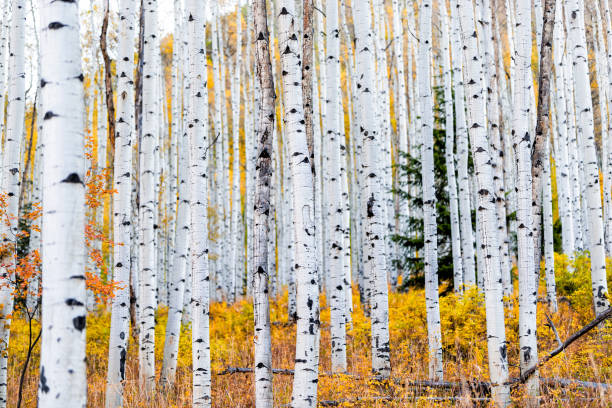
[[418, 0, 443, 381], [454, 0, 510, 404], [352, 0, 391, 379], [186, 0, 211, 405], [514, 0, 540, 401], [38, 0, 87, 406], [138, 0, 158, 395], [106, 0, 137, 405], [565, 0, 610, 315], [0, 0, 25, 405], [252, 0, 276, 405]]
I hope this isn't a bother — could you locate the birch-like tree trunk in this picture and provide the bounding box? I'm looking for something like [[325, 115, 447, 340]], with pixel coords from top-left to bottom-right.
[[322, 0, 347, 375], [513, 0, 540, 399], [138, 0, 158, 394], [106, 0, 136, 405], [253, 0, 275, 404], [352, 0, 391, 379], [566, 0, 610, 315], [418, 0, 443, 381], [38, 0, 87, 405], [449, 0, 476, 287], [161, 0, 188, 386], [230, 5, 243, 303], [185, 1, 211, 405], [440, 0, 463, 292], [0, 0, 25, 404], [552, 0, 575, 257], [455, 0, 510, 403], [274, 2, 321, 405]]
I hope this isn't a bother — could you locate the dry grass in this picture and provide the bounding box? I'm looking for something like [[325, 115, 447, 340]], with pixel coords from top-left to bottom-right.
[[7, 265, 612, 407]]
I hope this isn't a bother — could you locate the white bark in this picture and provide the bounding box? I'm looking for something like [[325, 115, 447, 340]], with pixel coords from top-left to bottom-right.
[[440, 0, 463, 292], [418, 0, 443, 381], [38, 0, 87, 405], [455, 0, 510, 403], [186, 1, 211, 405], [138, 0, 158, 394], [449, 0, 476, 287], [275, 2, 321, 405], [0, 0, 25, 404], [552, 0, 575, 257], [352, 0, 391, 379], [106, 0, 136, 405], [566, 0, 610, 315], [252, 0, 275, 404], [160, 0, 187, 386], [323, 0, 347, 375], [543, 139, 557, 312]]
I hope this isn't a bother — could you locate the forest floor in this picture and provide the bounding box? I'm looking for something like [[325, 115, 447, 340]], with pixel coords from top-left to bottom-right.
[[7, 254, 612, 407]]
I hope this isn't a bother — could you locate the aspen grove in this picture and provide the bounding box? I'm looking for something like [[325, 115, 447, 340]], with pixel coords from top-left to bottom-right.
[[2, 0, 612, 406]]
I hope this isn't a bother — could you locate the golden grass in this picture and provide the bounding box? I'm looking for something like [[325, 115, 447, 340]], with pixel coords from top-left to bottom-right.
[[7, 255, 612, 407]]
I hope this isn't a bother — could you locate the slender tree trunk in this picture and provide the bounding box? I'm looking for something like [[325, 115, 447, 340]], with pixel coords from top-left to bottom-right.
[[138, 0, 158, 394], [449, 0, 476, 287], [185, 1, 211, 405], [321, 0, 348, 376], [38, 0, 87, 406], [566, 0, 610, 315], [252, 0, 275, 405], [454, 0, 510, 404], [161, 0, 187, 386], [352, 0, 391, 379], [106, 0, 137, 405], [531, 0, 556, 286], [440, 0, 463, 293], [552, 0, 575, 257], [0, 0, 25, 404], [418, 0, 443, 381]]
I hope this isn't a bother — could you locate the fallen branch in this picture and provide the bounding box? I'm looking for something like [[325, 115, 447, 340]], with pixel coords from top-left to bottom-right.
[[542, 378, 612, 390], [216, 367, 294, 376], [519, 307, 612, 384]]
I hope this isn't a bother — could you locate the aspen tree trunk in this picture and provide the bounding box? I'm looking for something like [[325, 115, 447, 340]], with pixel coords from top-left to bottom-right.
[[531, 0, 555, 286], [455, 0, 510, 403], [138, 0, 158, 394], [602, 0, 612, 257], [449, 1, 476, 287], [543, 139, 557, 312], [252, 0, 275, 404], [513, 0, 540, 400], [185, 1, 211, 405], [566, 0, 610, 315], [418, 0, 443, 381], [106, 0, 137, 405], [591, 3, 611, 259], [275, 2, 321, 405], [38, 0, 87, 406], [552, 0, 575, 257], [161, 0, 187, 385], [0, 0, 25, 404], [440, 0, 463, 292], [0, 0, 7, 168], [479, 0, 511, 295], [319, 0, 347, 374], [230, 5, 243, 303], [352, 0, 391, 379]]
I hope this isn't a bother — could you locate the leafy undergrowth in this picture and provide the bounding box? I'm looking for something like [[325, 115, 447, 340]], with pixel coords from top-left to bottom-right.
[[7, 253, 612, 407]]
